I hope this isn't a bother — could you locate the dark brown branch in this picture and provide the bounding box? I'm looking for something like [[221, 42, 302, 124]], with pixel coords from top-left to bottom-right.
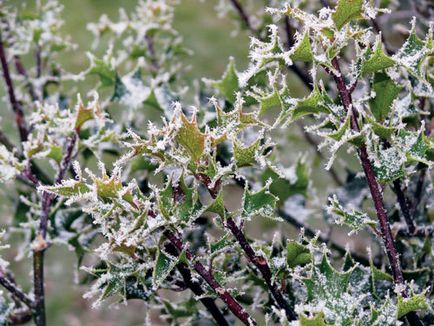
[[330, 57, 403, 280], [165, 243, 230, 326], [0, 34, 29, 142], [197, 176, 296, 320], [32, 251, 45, 326], [225, 217, 296, 320], [329, 57, 421, 323], [163, 229, 256, 326], [32, 131, 78, 326], [14, 56, 38, 102], [395, 224, 434, 238], [228, 0, 255, 34], [0, 269, 33, 308], [392, 179, 415, 234]]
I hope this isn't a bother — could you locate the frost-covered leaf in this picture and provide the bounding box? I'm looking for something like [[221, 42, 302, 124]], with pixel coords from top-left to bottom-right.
[[332, 0, 364, 30], [290, 87, 332, 121], [397, 292, 429, 319], [291, 31, 313, 62], [0, 146, 23, 183], [361, 37, 395, 76], [327, 195, 376, 235], [153, 249, 178, 290], [87, 53, 116, 87], [372, 146, 405, 182], [206, 191, 226, 218], [233, 138, 262, 168], [394, 21, 431, 76], [369, 73, 402, 122], [302, 254, 359, 325], [242, 183, 278, 219], [175, 113, 206, 162], [210, 233, 232, 255], [43, 180, 90, 197], [209, 57, 239, 103]]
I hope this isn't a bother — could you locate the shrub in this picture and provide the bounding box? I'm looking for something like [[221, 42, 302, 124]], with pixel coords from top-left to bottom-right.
[[0, 0, 432, 325]]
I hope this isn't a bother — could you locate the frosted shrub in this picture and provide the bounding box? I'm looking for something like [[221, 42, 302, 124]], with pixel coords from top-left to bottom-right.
[[0, 0, 432, 325]]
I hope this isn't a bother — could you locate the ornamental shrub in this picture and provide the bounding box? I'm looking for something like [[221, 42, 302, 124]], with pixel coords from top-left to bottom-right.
[[0, 0, 433, 325]]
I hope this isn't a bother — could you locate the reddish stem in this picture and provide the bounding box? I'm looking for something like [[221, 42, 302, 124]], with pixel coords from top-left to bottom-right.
[[0, 35, 28, 142], [163, 229, 256, 326]]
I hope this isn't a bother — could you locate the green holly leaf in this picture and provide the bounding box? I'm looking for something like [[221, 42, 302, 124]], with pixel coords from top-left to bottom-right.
[[209, 57, 239, 103], [286, 240, 311, 268], [206, 191, 226, 218], [397, 292, 429, 319], [158, 177, 203, 222], [300, 312, 328, 326], [255, 86, 290, 118], [332, 0, 364, 30], [43, 180, 90, 197], [233, 138, 262, 168], [242, 183, 278, 219], [367, 116, 395, 140], [175, 114, 206, 162], [395, 23, 429, 76], [153, 249, 178, 290], [144, 84, 180, 117], [111, 74, 129, 102], [327, 195, 376, 235], [373, 147, 405, 182], [361, 38, 395, 76], [163, 298, 198, 320], [291, 31, 313, 62], [369, 73, 402, 122], [302, 255, 358, 325], [87, 53, 116, 87], [290, 87, 332, 121], [210, 233, 232, 255]]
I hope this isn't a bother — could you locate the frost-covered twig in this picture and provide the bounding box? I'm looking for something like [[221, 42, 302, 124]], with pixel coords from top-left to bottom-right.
[[0, 34, 28, 142], [198, 176, 297, 321], [0, 269, 33, 309], [329, 57, 422, 324], [162, 228, 257, 326], [165, 243, 230, 326], [33, 131, 78, 326]]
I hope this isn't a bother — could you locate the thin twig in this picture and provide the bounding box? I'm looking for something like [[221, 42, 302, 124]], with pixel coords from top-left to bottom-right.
[[197, 175, 296, 321], [163, 228, 256, 326], [0, 269, 34, 308], [329, 57, 421, 323], [395, 224, 434, 238], [392, 179, 415, 234], [14, 55, 38, 102], [165, 243, 230, 326], [228, 0, 255, 34], [0, 34, 29, 142], [32, 131, 78, 326]]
